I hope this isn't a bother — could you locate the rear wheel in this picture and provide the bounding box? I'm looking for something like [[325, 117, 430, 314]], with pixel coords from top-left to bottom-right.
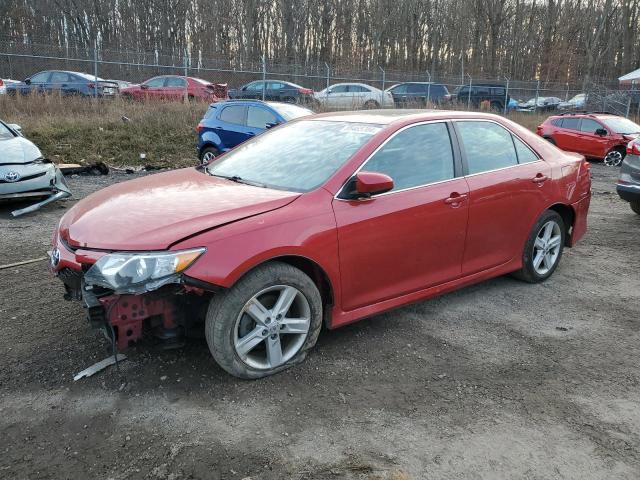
[[513, 210, 566, 283], [603, 148, 625, 167], [363, 100, 380, 109], [205, 262, 323, 379], [199, 146, 220, 165], [631, 201, 640, 215]]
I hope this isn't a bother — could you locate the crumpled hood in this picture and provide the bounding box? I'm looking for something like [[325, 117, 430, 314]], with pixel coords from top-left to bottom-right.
[[0, 137, 43, 164], [60, 168, 301, 251]]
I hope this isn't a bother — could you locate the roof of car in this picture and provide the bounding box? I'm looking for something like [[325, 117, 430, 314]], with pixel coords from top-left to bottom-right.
[[310, 109, 506, 125], [553, 111, 621, 119]]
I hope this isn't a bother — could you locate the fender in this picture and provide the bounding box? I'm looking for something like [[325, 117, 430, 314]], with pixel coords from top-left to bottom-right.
[[199, 130, 223, 153]]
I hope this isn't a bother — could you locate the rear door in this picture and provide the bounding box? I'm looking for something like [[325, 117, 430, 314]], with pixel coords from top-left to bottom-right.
[[454, 120, 553, 275], [48, 71, 73, 94], [333, 121, 469, 311], [163, 76, 188, 100], [553, 117, 581, 152], [216, 104, 249, 149]]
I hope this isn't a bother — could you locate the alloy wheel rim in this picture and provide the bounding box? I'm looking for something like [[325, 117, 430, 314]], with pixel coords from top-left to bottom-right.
[[233, 285, 311, 370], [202, 151, 216, 164], [532, 220, 562, 276], [604, 151, 622, 167]]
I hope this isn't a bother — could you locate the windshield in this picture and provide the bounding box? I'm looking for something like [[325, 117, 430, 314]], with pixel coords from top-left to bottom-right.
[[272, 103, 313, 120], [602, 117, 640, 134], [0, 122, 15, 140], [207, 120, 381, 192]]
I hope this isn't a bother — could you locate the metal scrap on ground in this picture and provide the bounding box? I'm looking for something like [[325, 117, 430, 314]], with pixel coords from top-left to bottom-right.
[[73, 354, 127, 381]]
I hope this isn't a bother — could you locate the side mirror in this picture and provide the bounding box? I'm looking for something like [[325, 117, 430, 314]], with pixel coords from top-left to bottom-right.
[[265, 122, 280, 129], [24, 78, 31, 85], [595, 128, 608, 136], [7, 123, 22, 134], [354, 171, 394, 197], [326, 89, 332, 94]]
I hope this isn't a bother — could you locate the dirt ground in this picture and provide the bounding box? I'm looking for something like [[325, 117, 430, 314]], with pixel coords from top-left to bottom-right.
[[0, 163, 639, 480]]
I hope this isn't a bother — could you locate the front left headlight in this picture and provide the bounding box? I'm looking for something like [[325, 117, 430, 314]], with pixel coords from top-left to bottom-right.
[[84, 248, 205, 294]]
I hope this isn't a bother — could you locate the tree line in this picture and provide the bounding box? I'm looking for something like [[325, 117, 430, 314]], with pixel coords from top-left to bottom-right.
[[0, 0, 637, 84]]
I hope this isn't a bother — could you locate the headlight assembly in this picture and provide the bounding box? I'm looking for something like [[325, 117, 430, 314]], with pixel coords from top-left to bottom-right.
[[84, 248, 205, 294]]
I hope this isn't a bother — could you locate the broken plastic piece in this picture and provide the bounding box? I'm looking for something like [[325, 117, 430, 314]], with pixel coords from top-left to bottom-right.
[[73, 354, 127, 381]]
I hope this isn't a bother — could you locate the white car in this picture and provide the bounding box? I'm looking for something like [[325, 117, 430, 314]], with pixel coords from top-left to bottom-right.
[[314, 83, 394, 110], [0, 79, 20, 95]]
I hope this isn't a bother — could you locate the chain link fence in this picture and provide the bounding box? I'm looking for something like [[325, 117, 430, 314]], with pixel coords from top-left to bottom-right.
[[1, 37, 633, 117]]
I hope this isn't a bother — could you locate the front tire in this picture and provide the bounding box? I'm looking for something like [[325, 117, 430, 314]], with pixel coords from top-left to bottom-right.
[[363, 100, 380, 109], [513, 210, 566, 283], [631, 201, 640, 215], [603, 148, 625, 167], [205, 262, 323, 379]]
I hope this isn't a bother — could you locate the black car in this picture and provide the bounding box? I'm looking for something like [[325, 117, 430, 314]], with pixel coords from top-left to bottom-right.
[[386, 82, 451, 106], [6, 70, 119, 97], [228, 80, 315, 105], [453, 83, 510, 111]]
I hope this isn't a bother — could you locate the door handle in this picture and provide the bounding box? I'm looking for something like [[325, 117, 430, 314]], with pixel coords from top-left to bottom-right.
[[444, 193, 467, 205], [532, 174, 548, 184]]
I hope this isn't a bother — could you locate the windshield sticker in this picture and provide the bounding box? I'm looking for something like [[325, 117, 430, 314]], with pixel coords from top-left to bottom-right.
[[340, 124, 382, 135]]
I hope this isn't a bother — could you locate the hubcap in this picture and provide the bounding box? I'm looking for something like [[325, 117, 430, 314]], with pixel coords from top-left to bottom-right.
[[233, 285, 311, 370], [604, 151, 623, 167], [532, 220, 562, 276], [201, 151, 216, 165]]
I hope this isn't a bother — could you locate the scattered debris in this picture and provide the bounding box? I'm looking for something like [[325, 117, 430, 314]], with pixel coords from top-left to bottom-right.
[[59, 162, 109, 176], [0, 256, 48, 270], [556, 326, 569, 332], [73, 354, 127, 381]]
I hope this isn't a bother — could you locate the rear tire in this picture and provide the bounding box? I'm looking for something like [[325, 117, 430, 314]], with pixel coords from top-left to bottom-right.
[[631, 201, 640, 215], [363, 100, 380, 109], [199, 146, 220, 165], [205, 261, 323, 379], [512, 210, 566, 283]]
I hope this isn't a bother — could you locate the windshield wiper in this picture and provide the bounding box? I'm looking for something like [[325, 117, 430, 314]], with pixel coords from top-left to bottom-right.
[[210, 173, 267, 188]]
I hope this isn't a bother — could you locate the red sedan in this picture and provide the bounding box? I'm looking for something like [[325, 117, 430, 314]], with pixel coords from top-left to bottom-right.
[[120, 75, 227, 102], [51, 111, 591, 378]]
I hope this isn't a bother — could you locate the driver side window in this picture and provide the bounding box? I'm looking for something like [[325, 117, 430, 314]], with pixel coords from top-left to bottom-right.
[[30, 72, 50, 83], [362, 122, 455, 192], [144, 77, 166, 88]]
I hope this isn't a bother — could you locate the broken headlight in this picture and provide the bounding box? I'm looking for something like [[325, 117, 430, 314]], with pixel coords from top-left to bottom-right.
[[84, 248, 205, 294]]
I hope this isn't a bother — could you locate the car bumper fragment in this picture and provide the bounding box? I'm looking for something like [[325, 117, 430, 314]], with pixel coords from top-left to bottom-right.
[[616, 183, 640, 203], [8, 165, 72, 217]]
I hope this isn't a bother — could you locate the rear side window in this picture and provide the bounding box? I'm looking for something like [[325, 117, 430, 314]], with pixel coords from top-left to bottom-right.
[[363, 122, 455, 191], [513, 136, 539, 164], [407, 84, 426, 93], [457, 121, 518, 174], [247, 106, 278, 129], [348, 85, 370, 93], [579, 119, 601, 134], [219, 105, 245, 125], [561, 118, 580, 130], [204, 106, 217, 119], [551, 118, 563, 127], [144, 77, 165, 88]]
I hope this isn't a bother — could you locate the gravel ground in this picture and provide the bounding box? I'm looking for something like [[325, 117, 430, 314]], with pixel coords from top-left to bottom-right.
[[0, 163, 639, 480]]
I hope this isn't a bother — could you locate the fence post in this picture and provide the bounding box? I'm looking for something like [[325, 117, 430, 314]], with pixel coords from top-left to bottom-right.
[[262, 55, 266, 101], [183, 48, 189, 103], [565, 83, 569, 101], [324, 62, 330, 90], [426, 70, 431, 106], [378, 65, 385, 105], [504, 76, 510, 115], [534, 80, 540, 110], [93, 39, 99, 99], [466, 74, 472, 109]]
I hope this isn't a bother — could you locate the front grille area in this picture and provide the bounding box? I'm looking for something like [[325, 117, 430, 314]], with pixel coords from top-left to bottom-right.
[[0, 171, 47, 183]]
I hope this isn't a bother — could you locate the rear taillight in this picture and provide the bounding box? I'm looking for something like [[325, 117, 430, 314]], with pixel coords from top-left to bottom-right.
[[626, 139, 640, 155], [0, 79, 4, 87], [298, 88, 313, 95], [196, 124, 205, 134]]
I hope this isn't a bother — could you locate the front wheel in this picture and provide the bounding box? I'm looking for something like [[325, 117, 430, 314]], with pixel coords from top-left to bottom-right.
[[363, 100, 380, 109], [631, 200, 640, 215], [603, 148, 625, 167], [205, 262, 323, 379], [513, 210, 566, 283]]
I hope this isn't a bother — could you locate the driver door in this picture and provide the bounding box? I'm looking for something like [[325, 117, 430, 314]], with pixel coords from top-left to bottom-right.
[[332, 122, 469, 311]]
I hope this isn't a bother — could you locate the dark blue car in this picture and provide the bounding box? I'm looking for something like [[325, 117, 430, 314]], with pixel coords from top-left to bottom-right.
[[6, 70, 119, 97], [196, 100, 313, 163]]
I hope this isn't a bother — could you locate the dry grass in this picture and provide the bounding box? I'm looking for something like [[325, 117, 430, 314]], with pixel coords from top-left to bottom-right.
[[0, 94, 548, 167]]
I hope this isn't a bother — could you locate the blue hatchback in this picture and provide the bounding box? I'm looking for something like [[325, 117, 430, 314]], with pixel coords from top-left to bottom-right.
[[196, 100, 313, 163]]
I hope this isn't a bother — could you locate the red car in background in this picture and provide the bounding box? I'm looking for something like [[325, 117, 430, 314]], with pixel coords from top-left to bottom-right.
[[51, 111, 591, 379], [120, 75, 227, 102], [537, 112, 640, 166]]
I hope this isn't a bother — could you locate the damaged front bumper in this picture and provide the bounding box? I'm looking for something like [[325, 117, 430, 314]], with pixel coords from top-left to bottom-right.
[[51, 239, 216, 351], [0, 161, 72, 216]]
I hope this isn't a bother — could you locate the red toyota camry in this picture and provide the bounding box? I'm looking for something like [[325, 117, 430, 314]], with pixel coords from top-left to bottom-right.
[[51, 111, 591, 378]]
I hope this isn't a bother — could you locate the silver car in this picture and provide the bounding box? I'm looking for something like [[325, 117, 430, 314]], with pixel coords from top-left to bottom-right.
[[617, 139, 640, 215], [0, 120, 71, 216]]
